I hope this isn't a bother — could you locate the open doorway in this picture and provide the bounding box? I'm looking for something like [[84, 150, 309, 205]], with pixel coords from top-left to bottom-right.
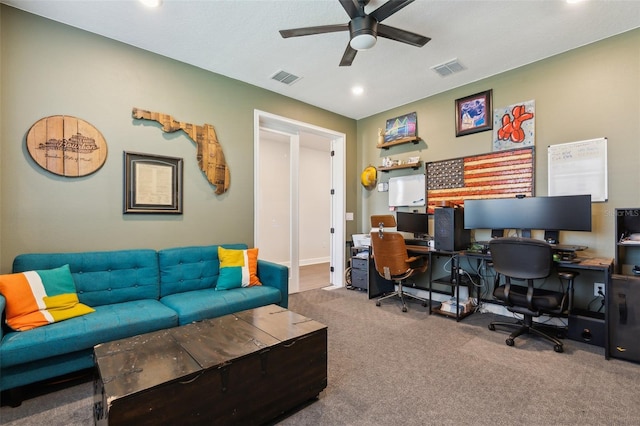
[[254, 110, 345, 294]]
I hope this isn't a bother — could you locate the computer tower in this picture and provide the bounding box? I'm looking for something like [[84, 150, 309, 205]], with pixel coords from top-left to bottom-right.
[[434, 207, 470, 251], [608, 274, 640, 363]]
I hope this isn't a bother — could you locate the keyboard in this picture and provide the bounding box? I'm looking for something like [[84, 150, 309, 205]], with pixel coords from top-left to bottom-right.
[[552, 244, 587, 252]]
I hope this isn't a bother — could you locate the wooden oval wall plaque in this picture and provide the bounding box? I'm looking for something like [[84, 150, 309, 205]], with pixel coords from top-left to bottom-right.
[[26, 115, 108, 177]]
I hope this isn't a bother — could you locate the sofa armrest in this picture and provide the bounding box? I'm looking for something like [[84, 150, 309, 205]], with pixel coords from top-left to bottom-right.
[[257, 260, 289, 308], [0, 294, 5, 341]]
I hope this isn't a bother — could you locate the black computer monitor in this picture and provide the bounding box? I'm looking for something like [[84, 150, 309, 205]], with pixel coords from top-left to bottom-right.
[[463, 195, 592, 233], [396, 211, 429, 238]]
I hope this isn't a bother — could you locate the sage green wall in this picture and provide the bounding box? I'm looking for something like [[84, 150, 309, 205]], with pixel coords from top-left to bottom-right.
[[357, 28, 640, 260], [0, 6, 357, 273]]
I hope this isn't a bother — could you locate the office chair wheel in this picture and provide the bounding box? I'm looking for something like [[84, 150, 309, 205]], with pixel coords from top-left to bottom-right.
[[402, 306, 407, 312], [554, 344, 564, 353], [488, 324, 496, 331], [421, 302, 427, 307], [376, 301, 381, 307], [506, 338, 515, 346]]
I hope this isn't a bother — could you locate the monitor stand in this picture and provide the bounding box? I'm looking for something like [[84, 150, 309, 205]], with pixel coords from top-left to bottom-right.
[[544, 230, 559, 244], [491, 229, 504, 238]]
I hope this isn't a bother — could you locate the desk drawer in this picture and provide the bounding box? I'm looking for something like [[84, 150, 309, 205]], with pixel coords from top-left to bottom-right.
[[351, 257, 368, 270], [352, 271, 368, 290]]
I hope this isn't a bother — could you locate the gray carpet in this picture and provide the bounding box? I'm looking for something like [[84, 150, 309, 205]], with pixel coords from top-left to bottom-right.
[[2, 288, 640, 425]]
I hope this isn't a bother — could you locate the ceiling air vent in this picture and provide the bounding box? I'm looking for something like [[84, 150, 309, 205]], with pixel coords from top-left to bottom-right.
[[431, 59, 466, 77], [271, 70, 301, 85]]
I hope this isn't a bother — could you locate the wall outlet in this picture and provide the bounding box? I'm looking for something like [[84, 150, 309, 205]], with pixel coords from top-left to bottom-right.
[[594, 282, 605, 297]]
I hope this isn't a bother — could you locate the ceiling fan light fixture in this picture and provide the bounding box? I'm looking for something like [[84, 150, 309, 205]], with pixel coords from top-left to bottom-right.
[[349, 16, 378, 51], [350, 34, 377, 50]]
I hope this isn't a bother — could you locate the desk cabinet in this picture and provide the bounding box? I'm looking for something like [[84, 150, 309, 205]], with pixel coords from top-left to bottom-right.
[[350, 256, 368, 291], [607, 274, 640, 362]]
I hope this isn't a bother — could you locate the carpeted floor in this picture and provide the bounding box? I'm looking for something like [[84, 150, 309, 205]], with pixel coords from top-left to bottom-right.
[[2, 287, 640, 425]]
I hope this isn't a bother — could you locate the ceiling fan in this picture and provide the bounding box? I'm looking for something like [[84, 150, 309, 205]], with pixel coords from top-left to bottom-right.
[[279, 0, 430, 67]]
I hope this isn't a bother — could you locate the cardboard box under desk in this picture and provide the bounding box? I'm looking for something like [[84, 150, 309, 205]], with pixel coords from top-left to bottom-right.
[[94, 306, 327, 425]]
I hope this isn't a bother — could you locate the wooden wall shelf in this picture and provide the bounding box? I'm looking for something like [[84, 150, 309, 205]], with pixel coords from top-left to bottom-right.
[[378, 161, 422, 172], [376, 136, 421, 149]]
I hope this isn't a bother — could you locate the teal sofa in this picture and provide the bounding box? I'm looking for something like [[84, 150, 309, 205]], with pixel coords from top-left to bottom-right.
[[0, 244, 288, 401]]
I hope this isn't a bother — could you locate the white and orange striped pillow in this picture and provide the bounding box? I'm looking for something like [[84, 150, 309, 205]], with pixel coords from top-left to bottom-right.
[[0, 264, 94, 331]]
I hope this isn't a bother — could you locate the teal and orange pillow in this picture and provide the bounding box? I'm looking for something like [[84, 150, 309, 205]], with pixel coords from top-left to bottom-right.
[[0, 264, 94, 331], [217, 247, 262, 290]]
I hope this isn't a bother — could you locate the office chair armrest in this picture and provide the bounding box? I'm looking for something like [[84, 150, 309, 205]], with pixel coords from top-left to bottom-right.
[[526, 281, 536, 312]]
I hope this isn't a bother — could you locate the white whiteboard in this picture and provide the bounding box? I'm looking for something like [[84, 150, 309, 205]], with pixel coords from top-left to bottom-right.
[[548, 137, 607, 202], [388, 174, 425, 207]]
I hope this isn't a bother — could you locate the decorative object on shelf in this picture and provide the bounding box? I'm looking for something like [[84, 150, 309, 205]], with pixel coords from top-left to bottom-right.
[[123, 151, 183, 214], [26, 115, 108, 177], [378, 161, 423, 172], [455, 89, 492, 137], [426, 147, 534, 212], [492, 99, 535, 151], [132, 108, 229, 195], [378, 128, 386, 146], [360, 165, 377, 190], [383, 111, 417, 144]]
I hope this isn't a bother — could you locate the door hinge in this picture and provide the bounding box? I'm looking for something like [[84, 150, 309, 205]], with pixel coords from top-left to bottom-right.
[[330, 228, 335, 234], [330, 150, 335, 157], [330, 189, 335, 195], [330, 266, 334, 272]]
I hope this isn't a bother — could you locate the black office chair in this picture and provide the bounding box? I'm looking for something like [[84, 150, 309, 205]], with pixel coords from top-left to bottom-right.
[[488, 237, 573, 353], [370, 215, 429, 312]]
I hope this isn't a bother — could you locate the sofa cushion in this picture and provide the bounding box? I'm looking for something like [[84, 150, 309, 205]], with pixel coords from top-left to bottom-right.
[[0, 265, 94, 331], [12, 250, 160, 307], [0, 299, 178, 368], [158, 244, 247, 297], [217, 247, 262, 290], [160, 286, 282, 325]]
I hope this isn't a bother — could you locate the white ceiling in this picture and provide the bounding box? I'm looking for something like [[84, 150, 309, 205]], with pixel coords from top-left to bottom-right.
[[4, 0, 640, 120]]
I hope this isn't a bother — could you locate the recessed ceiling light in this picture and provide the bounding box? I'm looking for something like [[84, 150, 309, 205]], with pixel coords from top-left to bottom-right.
[[139, 0, 162, 8], [352, 86, 364, 96]]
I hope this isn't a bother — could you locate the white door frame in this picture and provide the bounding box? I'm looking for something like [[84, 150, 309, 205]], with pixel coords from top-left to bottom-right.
[[254, 110, 346, 291]]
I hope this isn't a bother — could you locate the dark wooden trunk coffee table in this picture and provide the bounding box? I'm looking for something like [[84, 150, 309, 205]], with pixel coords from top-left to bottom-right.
[[93, 304, 327, 425]]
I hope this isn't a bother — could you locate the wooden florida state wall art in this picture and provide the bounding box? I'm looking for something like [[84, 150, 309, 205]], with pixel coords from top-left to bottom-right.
[[132, 107, 230, 195], [26, 115, 108, 177]]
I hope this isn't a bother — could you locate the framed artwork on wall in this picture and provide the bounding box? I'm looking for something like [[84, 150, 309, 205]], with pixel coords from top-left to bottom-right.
[[493, 99, 535, 151], [383, 111, 417, 144], [455, 90, 493, 137], [123, 151, 183, 214]]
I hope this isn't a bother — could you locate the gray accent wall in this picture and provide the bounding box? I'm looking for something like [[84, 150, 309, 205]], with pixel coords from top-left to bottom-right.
[[357, 29, 640, 260], [0, 6, 357, 273]]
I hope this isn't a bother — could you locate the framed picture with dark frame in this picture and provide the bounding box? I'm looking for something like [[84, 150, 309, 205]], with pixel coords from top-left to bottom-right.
[[455, 89, 492, 137], [123, 151, 183, 214]]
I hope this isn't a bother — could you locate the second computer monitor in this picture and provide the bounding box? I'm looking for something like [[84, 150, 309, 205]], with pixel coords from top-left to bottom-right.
[[396, 211, 429, 239]]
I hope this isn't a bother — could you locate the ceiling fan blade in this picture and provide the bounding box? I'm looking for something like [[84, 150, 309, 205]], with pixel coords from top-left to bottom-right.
[[370, 0, 415, 22], [377, 23, 430, 47], [339, 44, 357, 66], [339, 0, 365, 19], [280, 24, 349, 38]]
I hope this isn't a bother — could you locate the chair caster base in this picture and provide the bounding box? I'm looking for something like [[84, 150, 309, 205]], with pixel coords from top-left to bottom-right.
[[376, 301, 381, 307], [506, 338, 515, 346], [402, 306, 407, 312], [488, 324, 496, 331], [554, 344, 564, 353]]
